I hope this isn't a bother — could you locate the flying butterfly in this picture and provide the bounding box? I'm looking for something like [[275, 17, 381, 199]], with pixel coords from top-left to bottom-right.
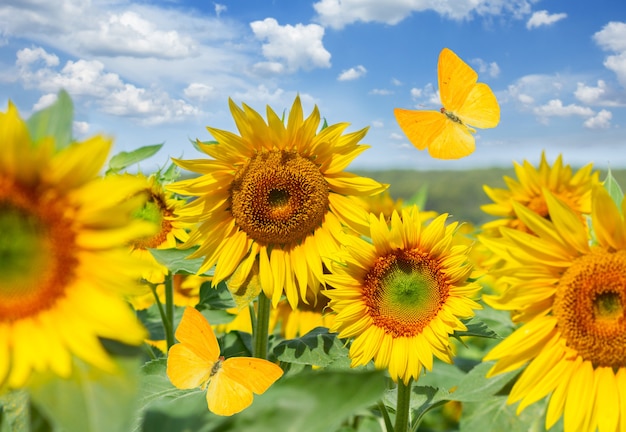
[[394, 47, 500, 159], [166, 306, 284, 416]]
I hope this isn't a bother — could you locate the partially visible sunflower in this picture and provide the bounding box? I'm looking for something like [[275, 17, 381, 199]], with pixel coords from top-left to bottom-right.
[[0, 103, 155, 389], [325, 206, 481, 384], [481, 152, 600, 235], [271, 290, 335, 339], [482, 185, 626, 432], [168, 96, 387, 307], [131, 273, 205, 311]]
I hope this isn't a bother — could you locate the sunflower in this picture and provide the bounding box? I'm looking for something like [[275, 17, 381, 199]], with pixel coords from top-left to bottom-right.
[[271, 290, 335, 339], [481, 152, 600, 235], [325, 206, 481, 384], [0, 103, 155, 389], [127, 173, 192, 310], [168, 96, 387, 308], [482, 185, 626, 432]]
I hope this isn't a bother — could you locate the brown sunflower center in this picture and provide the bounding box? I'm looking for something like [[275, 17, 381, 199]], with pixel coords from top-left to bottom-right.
[[363, 249, 449, 338], [131, 188, 173, 249], [0, 180, 78, 322], [229, 150, 329, 245], [553, 249, 626, 368]]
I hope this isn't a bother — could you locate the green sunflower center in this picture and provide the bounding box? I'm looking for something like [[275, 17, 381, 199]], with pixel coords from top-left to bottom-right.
[[230, 150, 329, 245], [131, 189, 172, 249], [363, 249, 448, 338], [553, 249, 626, 368], [0, 183, 77, 322]]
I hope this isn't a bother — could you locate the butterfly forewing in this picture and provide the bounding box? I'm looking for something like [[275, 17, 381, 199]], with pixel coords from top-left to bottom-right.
[[456, 82, 500, 129], [438, 47, 478, 113], [174, 307, 220, 362], [166, 343, 213, 389], [222, 357, 284, 394]]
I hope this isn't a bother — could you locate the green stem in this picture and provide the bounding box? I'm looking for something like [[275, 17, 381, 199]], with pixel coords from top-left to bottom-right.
[[378, 400, 394, 432], [164, 272, 175, 350], [394, 378, 413, 432], [253, 293, 271, 359]]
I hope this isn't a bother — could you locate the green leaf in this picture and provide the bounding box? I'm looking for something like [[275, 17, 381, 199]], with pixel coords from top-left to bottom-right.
[[225, 370, 387, 432], [148, 247, 211, 276], [198, 280, 236, 311], [26, 89, 73, 150], [444, 361, 519, 403], [0, 390, 30, 432], [603, 168, 624, 208], [273, 327, 349, 367], [453, 317, 501, 341], [29, 354, 143, 432], [461, 395, 547, 432], [106, 143, 164, 174], [157, 162, 181, 183], [406, 183, 429, 210]]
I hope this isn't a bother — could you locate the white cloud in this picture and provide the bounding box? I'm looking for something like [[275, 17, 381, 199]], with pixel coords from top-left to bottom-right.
[[184, 83, 216, 101], [391, 78, 403, 86], [73, 120, 90, 136], [517, 93, 535, 105], [594, 22, 626, 87], [338, 65, 367, 81], [574, 80, 607, 104], [593, 21, 626, 52], [369, 89, 393, 95], [32, 93, 58, 111], [472, 58, 500, 78], [16, 46, 200, 125], [372, 120, 384, 127], [410, 88, 422, 99], [533, 99, 594, 117], [584, 109, 612, 129], [313, 0, 532, 30], [250, 18, 331, 73], [526, 10, 567, 30], [84, 11, 196, 59], [390, 132, 405, 140], [214, 3, 227, 17]]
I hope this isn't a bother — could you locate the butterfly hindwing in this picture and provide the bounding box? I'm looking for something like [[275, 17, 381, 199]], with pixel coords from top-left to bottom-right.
[[206, 368, 254, 416], [393, 109, 447, 151], [438, 47, 478, 113], [427, 121, 475, 160]]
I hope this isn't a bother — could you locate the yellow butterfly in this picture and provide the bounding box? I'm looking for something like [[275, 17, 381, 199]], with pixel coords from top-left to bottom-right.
[[166, 306, 284, 416], [394, 47, 500, 159]]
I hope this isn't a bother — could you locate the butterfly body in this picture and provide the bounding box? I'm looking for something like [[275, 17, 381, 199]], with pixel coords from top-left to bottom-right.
[[167, 307, 283, 416], [395, 47, 500, 160]]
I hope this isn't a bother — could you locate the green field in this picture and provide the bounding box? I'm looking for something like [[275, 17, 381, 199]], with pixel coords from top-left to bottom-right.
[[356, 167, 626, 225]]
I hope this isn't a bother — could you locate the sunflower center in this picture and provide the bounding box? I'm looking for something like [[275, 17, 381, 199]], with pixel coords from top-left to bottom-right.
[[553, 249, 626, 368], [131, 189, 173, 249], [363, 249, 448, 338], [230, 150, 329, 245], [0, 182, 77, 322]]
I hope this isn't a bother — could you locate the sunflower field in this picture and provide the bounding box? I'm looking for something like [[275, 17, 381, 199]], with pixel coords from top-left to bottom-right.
[[2, 48, 626, 432]]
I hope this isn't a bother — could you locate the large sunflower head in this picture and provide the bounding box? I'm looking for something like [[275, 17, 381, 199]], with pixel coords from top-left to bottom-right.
[[482, 184, 626, 431], [481, 151, 600, 235], [325, 206, 481, 384], [168, 96, 387, 308], [0, 101, 155, 389]]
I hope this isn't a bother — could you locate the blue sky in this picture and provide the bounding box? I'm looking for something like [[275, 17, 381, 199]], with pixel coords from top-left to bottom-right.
[[1, 0, 625, 171]]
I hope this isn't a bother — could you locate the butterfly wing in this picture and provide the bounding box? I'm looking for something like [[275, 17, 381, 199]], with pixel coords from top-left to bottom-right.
[[222, 357, 284, 394], [427, 120, 475, 159], [206, 369, 254, 416], [455, 82, 500, 129], [166, 343, 213, 389], [394, 109, 447, 151], [166, 307, 219, 389], [438, 47, 478, 113], [174, 306, 220, 361]]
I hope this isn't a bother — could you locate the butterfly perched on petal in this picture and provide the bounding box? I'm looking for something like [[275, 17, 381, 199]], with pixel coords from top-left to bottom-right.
[[394, 47, 500, 160], [166, 306, 283, 416]]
